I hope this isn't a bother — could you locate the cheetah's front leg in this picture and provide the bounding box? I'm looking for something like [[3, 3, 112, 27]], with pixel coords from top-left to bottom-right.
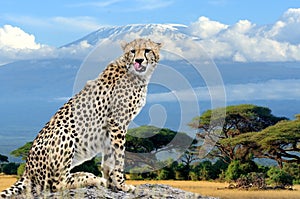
[[104, 118, 135, 192], [64, 172, 107, 189]]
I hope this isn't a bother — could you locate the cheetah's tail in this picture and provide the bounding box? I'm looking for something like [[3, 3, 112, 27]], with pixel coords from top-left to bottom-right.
[[0, 176, 28, 198]]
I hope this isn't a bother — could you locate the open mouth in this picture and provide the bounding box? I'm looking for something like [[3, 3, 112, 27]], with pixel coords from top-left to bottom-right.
[[134, 62, 146, 72]]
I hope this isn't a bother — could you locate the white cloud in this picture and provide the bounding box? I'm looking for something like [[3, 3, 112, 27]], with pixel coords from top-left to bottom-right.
[[189, 16, 228, 39], [225, 79, 300, 101], [232, 52, 247, 62], [231, 20, 255, 34], [57, 40, 93, 58], [148, 79, 300, 102], [187, 11, 300, 62], [266, 8, 300, 45], [0, 25, 46, 64], [0, 25, 93, 65], [0, 25, 40, 50], [215, 27, 294, 62]]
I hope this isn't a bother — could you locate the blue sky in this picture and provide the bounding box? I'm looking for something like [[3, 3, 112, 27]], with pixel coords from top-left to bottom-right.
[[1, 0, 300, 46]]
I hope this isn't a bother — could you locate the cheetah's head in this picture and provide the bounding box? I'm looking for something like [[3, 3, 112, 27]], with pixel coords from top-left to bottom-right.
[[121, 38, 162, 79]]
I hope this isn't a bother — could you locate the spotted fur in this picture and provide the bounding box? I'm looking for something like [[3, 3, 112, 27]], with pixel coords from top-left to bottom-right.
[[0, 38, 162, 198]]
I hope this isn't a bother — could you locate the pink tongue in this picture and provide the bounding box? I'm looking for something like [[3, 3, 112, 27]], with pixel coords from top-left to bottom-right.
[[134, 62, 141, 70]]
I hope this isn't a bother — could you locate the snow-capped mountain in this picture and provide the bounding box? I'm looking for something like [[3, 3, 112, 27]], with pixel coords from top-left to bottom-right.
[[63, 24, 190, 47]]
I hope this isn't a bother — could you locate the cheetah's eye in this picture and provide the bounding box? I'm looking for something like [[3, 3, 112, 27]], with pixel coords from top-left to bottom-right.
[[145, 49, 151, 53], [130, 49, 135, 54]]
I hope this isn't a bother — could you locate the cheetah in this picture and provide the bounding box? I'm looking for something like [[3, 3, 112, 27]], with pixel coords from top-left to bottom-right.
[[1, 38, 162, 198]]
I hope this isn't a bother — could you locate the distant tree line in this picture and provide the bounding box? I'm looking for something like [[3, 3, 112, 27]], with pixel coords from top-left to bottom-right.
[[1, 104, 299, 188]]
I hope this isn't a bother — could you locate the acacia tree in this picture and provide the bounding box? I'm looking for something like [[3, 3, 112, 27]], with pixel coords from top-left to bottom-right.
[[125, 125, 195, 170], [189, 104, 286, 163], [220, 115, 300, 168], [255, 116, 300, 168], [180, 145, 199, 170], [10, 142, 33, 160]]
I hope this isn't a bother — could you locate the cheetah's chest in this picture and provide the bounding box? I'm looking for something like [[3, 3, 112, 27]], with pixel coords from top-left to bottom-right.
[[70, 76, 148, 167]]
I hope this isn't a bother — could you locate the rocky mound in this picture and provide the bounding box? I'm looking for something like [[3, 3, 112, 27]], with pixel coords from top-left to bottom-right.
[[45, 184, 218, 199]]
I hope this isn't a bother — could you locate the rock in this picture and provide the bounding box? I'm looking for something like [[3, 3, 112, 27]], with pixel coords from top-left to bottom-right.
[[45, 184, 218, 199]]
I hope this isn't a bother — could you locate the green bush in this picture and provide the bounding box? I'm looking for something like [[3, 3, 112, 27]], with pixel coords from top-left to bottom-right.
[[2, 163, 20, 175], [240, 160, 258, 173], [267, 167, 293, 187], [129, 166, 158, 180], [218, 170, 226, 182], [257, 164, 270, 174], [283, 163, 300, 184], [225, 160, 258, 182], [129, 171, 143, 180], [212, 159, 229, 180], [189, 170, 199, 181], [157, 168, 172, 180], [17, 163, 26, 177], [187, 161, 212, 181], [225, 160, 241, 181], [199, 161, 213, 180], [175, 163, 189, 180], [70, 158, 101, 176]]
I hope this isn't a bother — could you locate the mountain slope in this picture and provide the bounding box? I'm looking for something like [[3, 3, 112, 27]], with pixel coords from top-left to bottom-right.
[[63, 24, 190, 47]]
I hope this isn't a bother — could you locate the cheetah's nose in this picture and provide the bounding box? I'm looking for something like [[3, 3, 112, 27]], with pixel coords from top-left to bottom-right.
[[135, 59, 144, 64]]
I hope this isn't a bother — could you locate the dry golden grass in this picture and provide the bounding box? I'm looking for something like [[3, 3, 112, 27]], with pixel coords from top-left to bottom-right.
[[1, 176, 300, 199], [128, 180, 300, 199], [0, 174, 17, 191]]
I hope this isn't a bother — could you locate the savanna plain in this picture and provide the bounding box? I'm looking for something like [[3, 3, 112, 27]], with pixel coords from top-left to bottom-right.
[[1, 175, 300, 199]]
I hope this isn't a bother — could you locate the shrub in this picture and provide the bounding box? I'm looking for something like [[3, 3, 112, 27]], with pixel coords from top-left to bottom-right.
[[129, 171, 143, 180], [2, 163, 20, 175], [129, 166, 158, 180], [225, 160, 258, 182], [218, 170, 226, 182], [225, 160, 241, 181], [175, 163, 189, 180], [267, 167, 293, 187], [257, 165, 270, 174], [71, 158, 101, 176], [157, 168, 171, 180], [190, 161, 218, 181], [17, 163, 26, 177], [189, 170, 199, 181], [283, 163, 300, 184], [212, 159, 229, 180], [199, 161, 214, 180]]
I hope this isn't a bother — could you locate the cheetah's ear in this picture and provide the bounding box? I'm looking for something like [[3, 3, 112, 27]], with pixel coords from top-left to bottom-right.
[[120, 40, 128, 51], [156, 42, 163, 49]]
